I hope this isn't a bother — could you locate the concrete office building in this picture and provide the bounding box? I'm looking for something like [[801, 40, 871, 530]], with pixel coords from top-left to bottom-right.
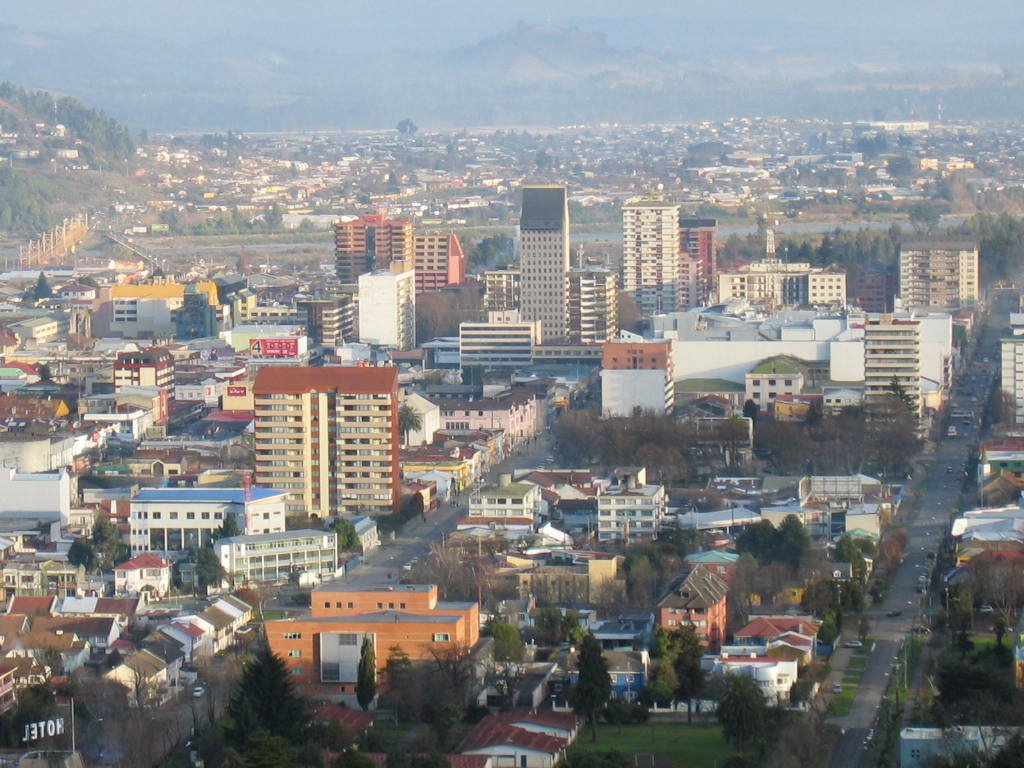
[[460, 311, 539, 369], [253, 366, 400, 518], [600, 340, 675, 416], [215, 529, 340, 585], [129, 487, 287, 554], [519, 186, 570, 344]]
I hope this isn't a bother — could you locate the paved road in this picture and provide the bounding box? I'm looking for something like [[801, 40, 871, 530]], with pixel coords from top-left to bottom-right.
[[826, 311, 1003, 768], [336, 433, 556, 587]]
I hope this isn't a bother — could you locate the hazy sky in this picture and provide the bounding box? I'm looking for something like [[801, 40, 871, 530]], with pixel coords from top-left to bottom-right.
[[5, 0, 1023, 50]]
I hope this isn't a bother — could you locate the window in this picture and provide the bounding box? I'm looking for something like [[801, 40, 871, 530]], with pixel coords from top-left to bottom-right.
[[284, 632, 302, 640], [433, 633, 450, 642], [288, 650, 302, 657]]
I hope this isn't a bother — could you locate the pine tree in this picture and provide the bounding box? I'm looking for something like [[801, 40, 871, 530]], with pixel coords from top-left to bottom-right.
[[572, 633, 611, 742], [356, 635, 376, 711], [227, 646, 310, 747]]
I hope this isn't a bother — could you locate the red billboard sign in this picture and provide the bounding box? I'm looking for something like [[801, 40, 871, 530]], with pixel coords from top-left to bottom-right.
[[249, 337, 299, 358], [227, 385, 248, 397]]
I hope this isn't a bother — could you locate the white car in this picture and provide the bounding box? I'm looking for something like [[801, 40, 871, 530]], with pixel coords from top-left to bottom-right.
[[843, 640, 864, 648]]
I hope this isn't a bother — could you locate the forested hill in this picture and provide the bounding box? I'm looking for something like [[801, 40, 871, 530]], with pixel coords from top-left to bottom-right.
[[0, 82, 135, 234], [0, 81, 134, 164]]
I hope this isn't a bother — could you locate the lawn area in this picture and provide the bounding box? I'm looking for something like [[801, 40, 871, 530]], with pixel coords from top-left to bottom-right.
[[568, 722, 730, 768], [830, 646, 871, 716]]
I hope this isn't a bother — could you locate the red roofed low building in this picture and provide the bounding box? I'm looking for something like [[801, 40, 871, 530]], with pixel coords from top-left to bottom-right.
[[458, 709, 578, 768], [114, 554, 172, 601], [6, 596, 56, 617], [734, 615, 821, 646]]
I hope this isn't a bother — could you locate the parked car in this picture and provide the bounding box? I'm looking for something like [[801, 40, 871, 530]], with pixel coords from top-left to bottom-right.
[[886, 609, 902, 617], [193, 684, 206, 698], [980, 604, 995, 614], [843, 640, 864, 648]]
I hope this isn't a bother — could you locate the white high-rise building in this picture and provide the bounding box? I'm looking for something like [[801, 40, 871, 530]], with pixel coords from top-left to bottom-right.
[[863, 314, 922, 415], [519, 185, 570, 344], [1001, 313, 1024, 424], [358, 267, 416, 350], [622, 196, 682, 315]]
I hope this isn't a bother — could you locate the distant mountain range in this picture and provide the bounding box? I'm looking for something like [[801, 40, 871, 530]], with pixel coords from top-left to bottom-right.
[[1, 20, 1022, 132]]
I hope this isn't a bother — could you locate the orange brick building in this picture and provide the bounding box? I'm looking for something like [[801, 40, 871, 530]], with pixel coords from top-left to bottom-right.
[[266, 583, 479, 700]]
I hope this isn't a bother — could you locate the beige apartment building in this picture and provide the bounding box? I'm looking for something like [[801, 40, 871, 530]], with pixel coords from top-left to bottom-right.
[[898, 241, 979, 309], [622, 196, 682, 315], [253, 366, 400, 519]]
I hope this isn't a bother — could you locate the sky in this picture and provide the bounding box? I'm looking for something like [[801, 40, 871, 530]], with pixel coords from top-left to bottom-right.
[[4, 0, 1022, 51]]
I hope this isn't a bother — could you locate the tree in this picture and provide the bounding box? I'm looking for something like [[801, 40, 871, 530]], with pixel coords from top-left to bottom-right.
[[742, 399, 759, 423], [217, 512, 242, 540], [776, 514, 811, 571], [396, 118, 418, 137], [398, 403, 423, 446], [642, 659, 678, 707], [334, 749, 376, 768], [32, 271, 52, 301], [672, 625, 705, 724], [356, 635, 377, 711], [195, 545, 225, 591], [573, 633, 611, 742], [67, 539, 98, 572], [227, 646, 310, 747], [716, 674, 767, 753], [329, 517, 360, 550], [486, 619, 525, 663]]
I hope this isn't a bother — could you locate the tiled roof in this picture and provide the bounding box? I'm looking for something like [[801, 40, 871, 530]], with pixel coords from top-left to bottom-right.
[[656, 567, 729, 610], [133, 488, 285, 503], [8, 596, 56, 617], [460, 717, 566, 755], [115, 554, 171, 571]]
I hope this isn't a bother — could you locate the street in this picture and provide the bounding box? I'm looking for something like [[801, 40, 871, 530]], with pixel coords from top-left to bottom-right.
[[826, 307, 1003, 768]]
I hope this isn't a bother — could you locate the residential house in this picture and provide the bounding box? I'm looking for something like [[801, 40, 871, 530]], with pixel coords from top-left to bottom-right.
[[114, 554, 173, 600], [459, 710, 577, 768], [708, 654, 798, 705], [105, 649, 170, 706]]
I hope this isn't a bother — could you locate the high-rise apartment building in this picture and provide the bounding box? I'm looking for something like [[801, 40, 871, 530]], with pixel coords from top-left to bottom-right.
[[253, 366, 400, 518], [863, 314, 921, 415], [483, 270, 521, 313], [357, 268, 416, 350], [622, 197, 682, 316], [567, 268, 618, 345], [412, 232, 466, 294], [679, 218, 717, 307], [519, 186, 570, 344], [334, 214, 414, 284], [898, 241, 979, 309], [1000, 314, 1024, 424], [297, 296, 357, 348]]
